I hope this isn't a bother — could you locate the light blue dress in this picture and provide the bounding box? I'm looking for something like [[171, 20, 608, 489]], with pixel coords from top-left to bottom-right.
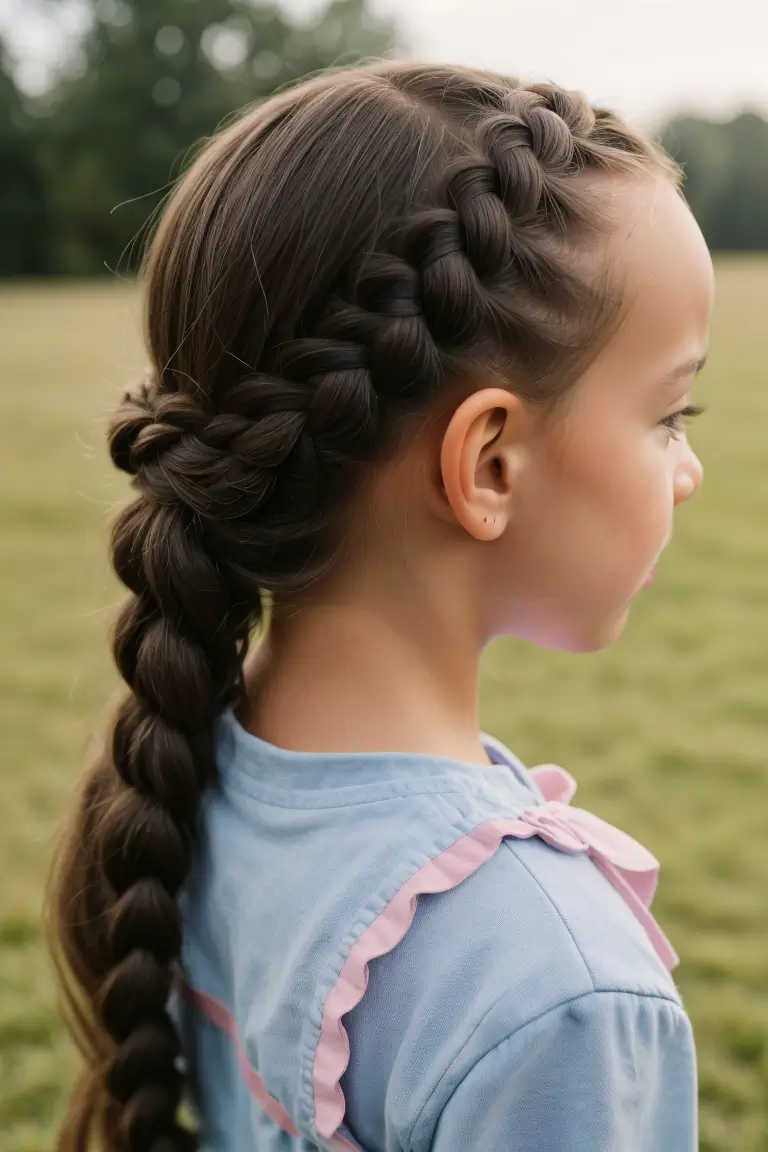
[[173, 709, 696, 1151]]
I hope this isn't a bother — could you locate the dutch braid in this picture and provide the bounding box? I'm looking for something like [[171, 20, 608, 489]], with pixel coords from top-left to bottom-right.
[[50, 62, 678, 1151]]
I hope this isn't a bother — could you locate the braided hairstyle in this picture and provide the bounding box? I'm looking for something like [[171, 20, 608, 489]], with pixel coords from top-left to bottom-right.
[[49, 62, 679, 1151]]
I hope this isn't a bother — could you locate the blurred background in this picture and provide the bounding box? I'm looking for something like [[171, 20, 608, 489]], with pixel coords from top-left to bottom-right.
[[0, 2, 766, 1150]]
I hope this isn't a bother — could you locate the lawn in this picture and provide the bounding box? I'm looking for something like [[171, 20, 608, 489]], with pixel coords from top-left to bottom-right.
[[1, 268, 766, 1151]]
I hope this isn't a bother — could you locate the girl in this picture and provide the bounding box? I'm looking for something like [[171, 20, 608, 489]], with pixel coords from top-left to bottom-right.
[[50, 62, 713, 1152]]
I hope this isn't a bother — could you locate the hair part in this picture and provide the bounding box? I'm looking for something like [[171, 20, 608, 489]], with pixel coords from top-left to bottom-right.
[[49, 60, 679, 1151]]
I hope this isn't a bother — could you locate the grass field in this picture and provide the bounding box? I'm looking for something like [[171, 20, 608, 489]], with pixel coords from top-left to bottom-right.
[[1, 269, 767, 1151]]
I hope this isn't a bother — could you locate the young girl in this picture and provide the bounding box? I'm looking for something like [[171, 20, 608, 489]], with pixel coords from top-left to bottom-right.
[[51, 62, 713, 1152]]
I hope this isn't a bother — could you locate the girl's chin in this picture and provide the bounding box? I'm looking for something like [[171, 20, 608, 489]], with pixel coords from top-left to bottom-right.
[[498, 577, 655, 652], [555, 606, 632, 655], [511, 605, 633, 655], [567, 613, 632, 654]]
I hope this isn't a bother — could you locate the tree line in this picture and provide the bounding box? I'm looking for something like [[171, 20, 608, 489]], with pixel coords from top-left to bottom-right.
[[2, 0, 767, 278]]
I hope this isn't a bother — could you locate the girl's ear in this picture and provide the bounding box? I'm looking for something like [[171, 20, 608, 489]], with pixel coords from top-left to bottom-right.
[[439, 387, 531, 542]]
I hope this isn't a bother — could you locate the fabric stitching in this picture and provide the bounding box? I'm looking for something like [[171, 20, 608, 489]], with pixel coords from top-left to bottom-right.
[[218, 725, 530, 810], [406, 989, 688, 1152], [182, 985, 362, 1151], [421, 791, 597, 986], [301, 813, 488, 1139], [310, 797, 593, 1144], [399, 796, 597, 1146], [221, 768, 514, 810], [498, 837, 597, 986], [198, 728, 678, 1150]]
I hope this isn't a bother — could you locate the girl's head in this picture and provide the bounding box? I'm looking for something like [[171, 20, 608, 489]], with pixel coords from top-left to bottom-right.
[[121, 61, 711, 654], [51, 62, 713, 1151]]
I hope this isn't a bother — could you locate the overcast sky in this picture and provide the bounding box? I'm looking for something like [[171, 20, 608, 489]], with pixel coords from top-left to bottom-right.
[[2, 0, 766, 128], [372, 0, 768, 127]]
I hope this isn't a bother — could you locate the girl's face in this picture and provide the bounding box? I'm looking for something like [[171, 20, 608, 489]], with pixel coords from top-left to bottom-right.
[[494, 176, 714, 652]]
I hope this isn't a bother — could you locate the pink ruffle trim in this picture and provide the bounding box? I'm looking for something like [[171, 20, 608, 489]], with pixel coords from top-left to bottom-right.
[[180, 764, 678, 1148], [181, 982, 359, 1149], [313, 764, 678, 1141]]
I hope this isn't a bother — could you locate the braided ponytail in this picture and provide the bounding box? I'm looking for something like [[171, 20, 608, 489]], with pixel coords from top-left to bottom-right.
[[49, 62, 677, 1150], [51, 377, 259, 1151]]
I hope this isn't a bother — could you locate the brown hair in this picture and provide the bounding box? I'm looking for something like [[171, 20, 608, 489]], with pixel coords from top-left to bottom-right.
[[49, 61, 678, 1151]]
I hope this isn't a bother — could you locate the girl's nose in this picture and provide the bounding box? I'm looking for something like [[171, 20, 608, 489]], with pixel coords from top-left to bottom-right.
[[674, 449, 704, 506]]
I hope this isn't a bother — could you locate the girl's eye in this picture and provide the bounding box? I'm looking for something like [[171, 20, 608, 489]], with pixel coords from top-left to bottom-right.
[[660, 404, 705, 441]]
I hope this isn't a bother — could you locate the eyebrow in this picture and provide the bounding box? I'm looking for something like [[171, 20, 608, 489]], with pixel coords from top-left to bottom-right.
[[663, 354, 708, 384]]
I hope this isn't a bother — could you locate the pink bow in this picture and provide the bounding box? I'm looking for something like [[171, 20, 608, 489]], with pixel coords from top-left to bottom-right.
[[521, 765, 679, 971]]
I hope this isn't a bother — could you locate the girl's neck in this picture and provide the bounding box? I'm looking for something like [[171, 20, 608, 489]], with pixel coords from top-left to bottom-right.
[[239, 596, 490, 767]]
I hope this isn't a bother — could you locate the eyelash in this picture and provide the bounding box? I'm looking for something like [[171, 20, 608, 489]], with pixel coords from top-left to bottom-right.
[[660, 404, 706, 440]]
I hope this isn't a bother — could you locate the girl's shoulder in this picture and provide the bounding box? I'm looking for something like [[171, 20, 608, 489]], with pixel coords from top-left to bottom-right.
[[342, 792, 686, 1149], [182, 714, 688, 1150]]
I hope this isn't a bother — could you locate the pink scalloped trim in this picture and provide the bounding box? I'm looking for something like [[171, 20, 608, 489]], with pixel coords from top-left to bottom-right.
[[181, 982, 359, 1150], [313, 815, 536, 1139], [180, 764, 676, 1149], [313, 766, 677, 1140]]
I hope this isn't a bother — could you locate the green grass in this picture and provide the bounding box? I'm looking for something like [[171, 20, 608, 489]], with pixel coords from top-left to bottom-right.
[[1, 268, 767, 1151]]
